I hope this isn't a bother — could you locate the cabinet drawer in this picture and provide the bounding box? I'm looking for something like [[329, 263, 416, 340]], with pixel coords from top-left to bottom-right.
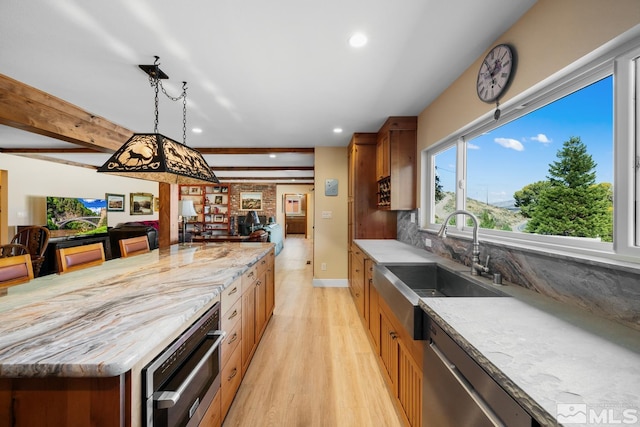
[[221, 315, 242, 368], [221, 297, 241, 332], [220, 279, 241, 316], [256, 254, 269, 277], [220, 344, 243, 420], [242, 264, 258, 293]]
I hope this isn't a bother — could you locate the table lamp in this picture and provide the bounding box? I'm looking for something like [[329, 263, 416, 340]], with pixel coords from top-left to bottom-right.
[[246, 210, 261, 233], [179, 200, 198, 242]]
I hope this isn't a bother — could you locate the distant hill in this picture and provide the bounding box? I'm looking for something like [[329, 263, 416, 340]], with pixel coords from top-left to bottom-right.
[[435, 192, 527, 232]]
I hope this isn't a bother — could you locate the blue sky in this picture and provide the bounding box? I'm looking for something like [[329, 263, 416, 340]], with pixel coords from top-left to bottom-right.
[[436, 76, 613, 204]]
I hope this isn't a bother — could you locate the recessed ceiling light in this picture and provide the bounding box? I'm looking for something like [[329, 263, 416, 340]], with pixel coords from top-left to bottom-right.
[[269, 154, 276, 158], [349, 33, 367, 48], [333, 128, 343, 134], [192, 128, 203, 133]]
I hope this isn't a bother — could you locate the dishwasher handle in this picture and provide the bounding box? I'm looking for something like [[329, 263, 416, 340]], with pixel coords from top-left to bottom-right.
[[429, 341, 505, 427], [154, 330, 226, 409]]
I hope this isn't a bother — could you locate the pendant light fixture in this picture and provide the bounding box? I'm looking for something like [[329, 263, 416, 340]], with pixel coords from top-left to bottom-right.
[[98, 56, 219, 184]]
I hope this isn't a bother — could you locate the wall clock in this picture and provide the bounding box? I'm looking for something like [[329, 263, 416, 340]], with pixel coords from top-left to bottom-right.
[[476, 44, 515, 119]]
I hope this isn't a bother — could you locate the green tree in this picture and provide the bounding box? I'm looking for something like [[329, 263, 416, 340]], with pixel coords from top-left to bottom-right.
[[513, 180, 552, 219], [479, 210, 496, 230], [524, 136, 612, 241], [434, 171, 444, 202]]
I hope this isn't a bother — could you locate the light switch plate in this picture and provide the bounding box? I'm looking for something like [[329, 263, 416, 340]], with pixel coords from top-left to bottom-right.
[[325, 178, 338, 196]]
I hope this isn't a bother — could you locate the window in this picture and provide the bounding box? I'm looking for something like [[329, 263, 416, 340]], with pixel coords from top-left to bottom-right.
[[424, 36, 640, 261]]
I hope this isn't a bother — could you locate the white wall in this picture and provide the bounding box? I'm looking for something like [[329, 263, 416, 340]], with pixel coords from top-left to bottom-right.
[[0, 153, 158, 243]]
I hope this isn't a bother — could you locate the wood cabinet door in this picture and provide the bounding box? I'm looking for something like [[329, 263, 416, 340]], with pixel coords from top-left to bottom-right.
[[398, 339, 422, 427], [379, 309, 398, 396], [254, 270, 267, 341], [265, 251, 275, 318], [368, 273, 380, 355], [241, 285, 256, 376], [376, 133, 390, 180]]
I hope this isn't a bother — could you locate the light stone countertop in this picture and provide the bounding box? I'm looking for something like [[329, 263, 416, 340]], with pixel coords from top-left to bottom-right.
[[354, 239, 640, 427], [0, 242, 273, 378]]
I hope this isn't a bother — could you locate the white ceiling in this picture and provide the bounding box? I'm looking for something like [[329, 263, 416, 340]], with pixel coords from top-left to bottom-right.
[[0, 0, 536, 183]]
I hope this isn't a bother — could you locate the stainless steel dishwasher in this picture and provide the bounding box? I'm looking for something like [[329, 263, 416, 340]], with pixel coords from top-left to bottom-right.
[[422, 315, 537, 427]]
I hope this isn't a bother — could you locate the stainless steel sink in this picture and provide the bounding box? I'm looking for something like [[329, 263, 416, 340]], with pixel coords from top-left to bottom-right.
[[373, 263, 509, 339], [384, 264, 508, 298]]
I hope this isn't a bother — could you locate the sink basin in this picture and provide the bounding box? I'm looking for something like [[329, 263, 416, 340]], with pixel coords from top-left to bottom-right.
[[384, 264, 508, 298], [372, 263, 509, 339]]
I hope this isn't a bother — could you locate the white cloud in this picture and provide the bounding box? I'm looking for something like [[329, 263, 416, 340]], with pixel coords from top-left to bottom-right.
[[467, 142, 480, 150], [531, 133, 552, 144], [494, 137, 524, 151]]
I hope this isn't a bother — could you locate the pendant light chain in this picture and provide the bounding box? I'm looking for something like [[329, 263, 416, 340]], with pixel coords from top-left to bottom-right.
[[148, 56, 187, 142]]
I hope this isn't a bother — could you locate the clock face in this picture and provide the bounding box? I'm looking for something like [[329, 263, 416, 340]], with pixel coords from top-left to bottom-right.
[[476, 44, 514, 103]]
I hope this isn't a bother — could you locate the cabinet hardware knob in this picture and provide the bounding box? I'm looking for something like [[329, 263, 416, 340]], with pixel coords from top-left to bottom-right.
[[228, 333, 238, 344], [390, 332, 398, 339], [228, 287, 238, 295], [228, 310, 238, 320], [228, 368, 238, 381]]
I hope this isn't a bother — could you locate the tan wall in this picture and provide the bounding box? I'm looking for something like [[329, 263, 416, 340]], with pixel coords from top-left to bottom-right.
[[313, 146, 348, 280], [417, 0, 640, 201]]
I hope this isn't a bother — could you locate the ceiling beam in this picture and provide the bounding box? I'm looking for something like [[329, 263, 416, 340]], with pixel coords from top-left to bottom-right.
[[217, 176, 314, 181], [211, 166, 314, 171], [0, 73, 132, 152], [0, 148, 101, 153], [198, 147, 314, 154]]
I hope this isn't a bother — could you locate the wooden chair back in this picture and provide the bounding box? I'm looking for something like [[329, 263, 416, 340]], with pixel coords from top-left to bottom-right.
[[56, 243, 105, 274], [10, 226, 50, 276], [0, 243, 29, 258], [119, 236, 150, 258], [0, 254, 34, 294]]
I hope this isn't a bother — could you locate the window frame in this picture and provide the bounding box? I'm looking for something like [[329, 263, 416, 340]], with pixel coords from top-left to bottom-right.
[[421, 32, 640, 264]]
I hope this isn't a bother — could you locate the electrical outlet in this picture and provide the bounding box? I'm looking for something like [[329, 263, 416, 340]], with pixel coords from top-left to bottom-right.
[[424, 238, 432, 247], [410, 212, 416, 223], [321, 263, 327, 271]]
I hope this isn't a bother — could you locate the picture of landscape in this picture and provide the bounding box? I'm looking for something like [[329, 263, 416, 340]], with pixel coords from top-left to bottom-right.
[[46, 197, 108, 238]]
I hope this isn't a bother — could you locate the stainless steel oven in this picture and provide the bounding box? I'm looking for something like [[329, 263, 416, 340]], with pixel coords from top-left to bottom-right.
[[143, 302, 225, 427]]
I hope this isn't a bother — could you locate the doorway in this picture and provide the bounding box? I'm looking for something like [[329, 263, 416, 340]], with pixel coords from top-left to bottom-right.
[[284, 193, 307, 238]]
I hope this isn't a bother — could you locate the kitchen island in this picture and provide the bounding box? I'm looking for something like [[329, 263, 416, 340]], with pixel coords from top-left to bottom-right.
[[0, 241, 273, 427], [354, 239, 640, 426]]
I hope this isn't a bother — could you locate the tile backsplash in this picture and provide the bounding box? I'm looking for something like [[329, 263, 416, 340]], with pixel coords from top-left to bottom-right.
[[397, 211, 640, 331]]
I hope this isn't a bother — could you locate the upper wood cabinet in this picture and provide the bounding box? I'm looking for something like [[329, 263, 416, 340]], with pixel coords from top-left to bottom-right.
[[375, 117, 417, 211], [348, 133, 396, 242]]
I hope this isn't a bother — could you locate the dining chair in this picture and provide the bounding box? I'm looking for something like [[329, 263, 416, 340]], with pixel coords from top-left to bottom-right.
[[119, 236, 150, 258], [0, 254, 34, 294], [0, 243, 30, 258], [56, 243, 105, 274], [10, 226, 50, 277]]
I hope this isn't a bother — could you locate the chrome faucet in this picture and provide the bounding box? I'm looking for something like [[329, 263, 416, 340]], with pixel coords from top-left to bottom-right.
[[437, 210, 489, 276]]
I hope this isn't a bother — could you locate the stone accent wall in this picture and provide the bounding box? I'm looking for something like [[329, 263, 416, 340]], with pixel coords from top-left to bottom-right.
[[397, 210, 640, 331]]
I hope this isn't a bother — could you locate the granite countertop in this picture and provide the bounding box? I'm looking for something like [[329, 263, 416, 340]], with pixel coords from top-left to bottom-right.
[[354, 239, 640, 426], [0, 242, 273, 378]]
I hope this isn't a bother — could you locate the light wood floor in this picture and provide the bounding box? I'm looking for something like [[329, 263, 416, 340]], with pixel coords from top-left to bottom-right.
[[222, 236, 404, 427]]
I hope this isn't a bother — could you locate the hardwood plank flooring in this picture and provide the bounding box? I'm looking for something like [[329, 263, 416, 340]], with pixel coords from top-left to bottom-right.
[[222, 236, 404, 427]]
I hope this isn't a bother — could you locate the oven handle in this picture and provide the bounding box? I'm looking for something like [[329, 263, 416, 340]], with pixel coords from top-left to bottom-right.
[[154, 330, 226, 409]]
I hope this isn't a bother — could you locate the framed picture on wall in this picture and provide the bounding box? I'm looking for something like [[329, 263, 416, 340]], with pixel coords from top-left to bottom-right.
[[240, 192, 262, 210], [106, 193, 125, 212], [130, 192, 154, 215]]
